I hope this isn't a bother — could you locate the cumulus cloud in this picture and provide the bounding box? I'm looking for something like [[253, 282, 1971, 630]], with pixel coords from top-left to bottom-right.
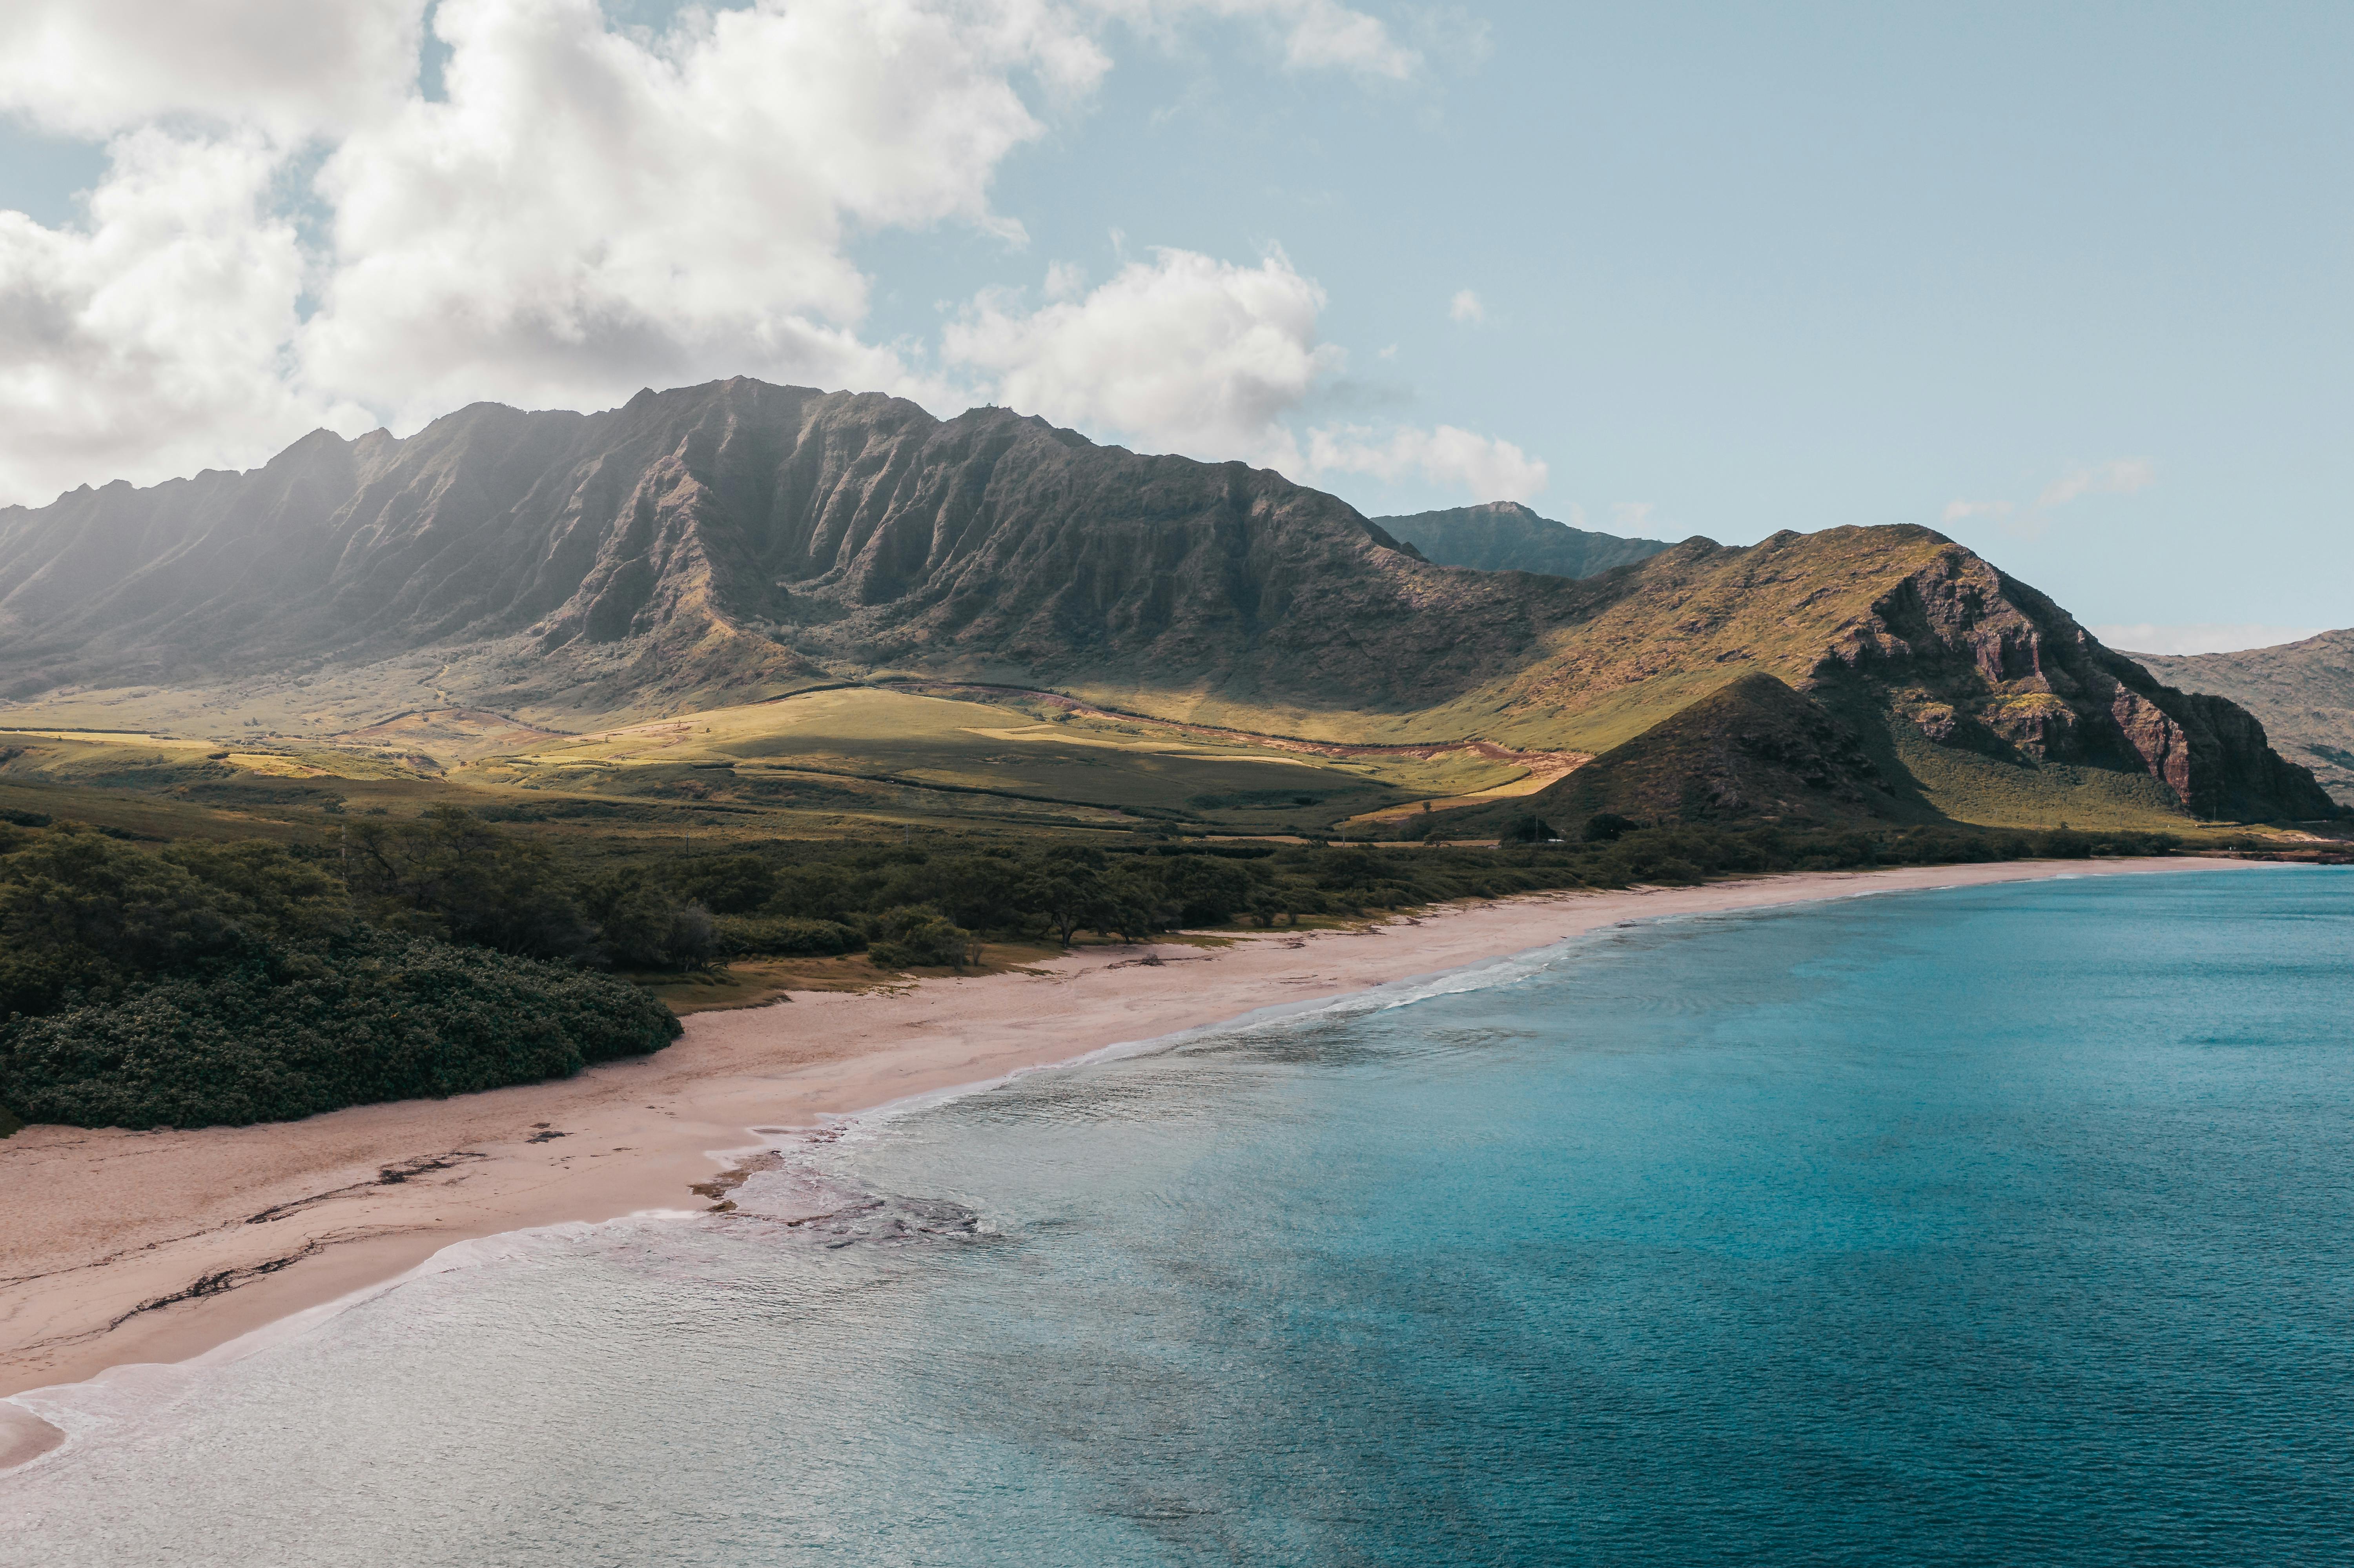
[[947, 250, 1548, 499], [1448, 288, 1484, 325], [0, 0, 424, 139], [0, 128, 369, 501], [946, 248, 1337, 468], [1305, 423, 1549, 502], [0, 0, 1480, 504], [299, 0, 1104, 426]]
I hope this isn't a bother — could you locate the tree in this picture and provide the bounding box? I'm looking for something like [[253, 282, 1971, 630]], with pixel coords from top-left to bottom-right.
[[1022, 867, 1106, 948], [867, 906, 973, 969], [347, 806, 594, 960]]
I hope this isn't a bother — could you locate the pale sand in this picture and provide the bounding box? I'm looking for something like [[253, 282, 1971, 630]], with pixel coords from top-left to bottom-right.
[[0, 856, 2265, 1456]]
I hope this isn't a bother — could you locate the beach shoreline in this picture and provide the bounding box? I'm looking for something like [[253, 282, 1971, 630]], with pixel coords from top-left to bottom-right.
[[0, 855, 2268, 1463]]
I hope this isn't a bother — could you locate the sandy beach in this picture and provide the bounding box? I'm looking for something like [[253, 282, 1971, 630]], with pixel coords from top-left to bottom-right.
[[0, 856, 2266, 1460]]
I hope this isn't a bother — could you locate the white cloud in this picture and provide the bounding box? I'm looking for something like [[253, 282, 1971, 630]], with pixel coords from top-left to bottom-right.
[[1448, 288, 1484, 325], [2092, 623, 2327, 657], [946, 248, 1337, 468], [0, 128, 368, 502], [1306, 423, 1548, 502], [1267, 0, 1419, 77], [0, 0, 1450, 503], [0, 0, 424, 140], [1941, 498, 2014, 524], [299, 0, 1108, 427]]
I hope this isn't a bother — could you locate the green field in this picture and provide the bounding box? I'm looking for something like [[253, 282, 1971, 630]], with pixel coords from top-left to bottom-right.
[[0, 685, 1542, 850], [452, 686, 1533, 834]]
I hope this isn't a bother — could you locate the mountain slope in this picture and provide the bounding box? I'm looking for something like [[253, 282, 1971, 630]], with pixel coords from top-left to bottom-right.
[[0, 381, 1596, 723], [1425, 672, 1909, 839], [1372, 501, 1669, 579], [2129, 631, 2354, 806], [0, 378, 2334, 825]]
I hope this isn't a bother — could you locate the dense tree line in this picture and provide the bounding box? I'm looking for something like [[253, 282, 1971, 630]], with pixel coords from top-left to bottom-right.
[[0, 814, 680, 1131], [673, 819, 2193, 962], [0, 805, 2192, 1132]]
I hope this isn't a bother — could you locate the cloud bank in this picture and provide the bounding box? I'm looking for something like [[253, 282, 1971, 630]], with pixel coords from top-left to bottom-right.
[[0, 0, 1534, 511]]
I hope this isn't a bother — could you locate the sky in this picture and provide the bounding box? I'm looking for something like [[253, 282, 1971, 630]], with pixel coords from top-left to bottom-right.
[[0, 1, 2346, 654]]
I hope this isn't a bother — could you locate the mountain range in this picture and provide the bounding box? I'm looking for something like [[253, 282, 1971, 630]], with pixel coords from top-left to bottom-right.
[[0, 378, 2336, 830]]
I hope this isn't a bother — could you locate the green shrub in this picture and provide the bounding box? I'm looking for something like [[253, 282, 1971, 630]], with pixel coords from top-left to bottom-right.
[[0, 931, 680, 1130], [712, 914, 864, 958], [867, 906, 974, 970]]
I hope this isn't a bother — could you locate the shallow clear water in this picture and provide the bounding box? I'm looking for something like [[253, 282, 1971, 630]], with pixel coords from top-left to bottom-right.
[[7, 869, 2352, 1566]]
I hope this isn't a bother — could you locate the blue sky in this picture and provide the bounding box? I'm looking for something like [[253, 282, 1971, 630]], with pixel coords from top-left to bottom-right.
[[0, 1, 2345, 649]]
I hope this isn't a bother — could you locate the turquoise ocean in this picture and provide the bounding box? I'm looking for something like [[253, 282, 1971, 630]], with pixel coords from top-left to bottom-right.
[[5, 868, 2350, 1566]]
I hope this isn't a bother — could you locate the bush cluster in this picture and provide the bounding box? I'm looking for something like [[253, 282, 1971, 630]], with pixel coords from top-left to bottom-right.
[[348, 807, 718, 970], [0, 806, 2191, 1132], [0, 818, 681, 1131], [6, 931, 678, 1129], [658, 821, 2189, 966]]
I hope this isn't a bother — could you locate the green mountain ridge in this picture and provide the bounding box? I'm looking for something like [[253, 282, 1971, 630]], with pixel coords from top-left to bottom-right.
[[0, 377, 2335, 830], [1370, 501, 1671, 579]]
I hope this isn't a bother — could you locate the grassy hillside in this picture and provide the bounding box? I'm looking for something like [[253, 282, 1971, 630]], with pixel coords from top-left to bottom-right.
[[2130, 630, 2354, 807], [458, 686, 1556, 833]]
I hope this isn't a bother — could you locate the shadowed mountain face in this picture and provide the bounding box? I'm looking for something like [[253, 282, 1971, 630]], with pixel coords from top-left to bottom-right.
[[0, 381, 1588, 720], [1372, 501, 1669, 579], [2130, 631, 2354, 806], [1430, 672, 1906, 840], [0, 377, 2335, 824]]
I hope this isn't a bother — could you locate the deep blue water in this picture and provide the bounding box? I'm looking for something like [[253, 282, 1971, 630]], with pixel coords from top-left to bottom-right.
[[5, 869, 2351, 1566]]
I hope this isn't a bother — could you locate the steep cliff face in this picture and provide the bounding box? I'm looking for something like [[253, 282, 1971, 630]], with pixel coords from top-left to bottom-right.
[[0, 378, 2334, 824], [1823, 545, 2338, 821], [0, 380, 1599, 718]]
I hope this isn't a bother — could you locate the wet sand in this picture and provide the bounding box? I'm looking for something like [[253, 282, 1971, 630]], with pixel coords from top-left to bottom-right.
[[0, 856, 2264, 1458]]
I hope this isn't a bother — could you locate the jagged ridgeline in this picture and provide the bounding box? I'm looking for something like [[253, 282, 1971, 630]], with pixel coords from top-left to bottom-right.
[[0, 377, 2336, 831]]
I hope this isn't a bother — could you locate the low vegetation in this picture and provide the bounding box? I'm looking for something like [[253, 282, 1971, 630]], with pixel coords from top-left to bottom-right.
[[0, 816, 680, 1131], [0, 767, 2239, 1135], [669, 818, 2201, 972]]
